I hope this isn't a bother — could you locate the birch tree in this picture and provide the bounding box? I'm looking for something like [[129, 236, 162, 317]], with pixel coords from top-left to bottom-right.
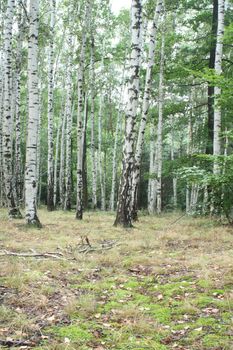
[[3, 0, 22, 218], [25, 0, 41, 226], [76, 2, 89, 220], [148, 122, 157, 214], [47, 0, 56, 211], [156, 18, 165, 215], [59, 110, 66, 208], [90, 34, 98, 209], [15, 1, 26, 202], [109, 62, 126, 211], [131, 0, 162, 220], [64, 33, 73, 210], [114, 0, 142, 227], [213, 0, 225, 174]]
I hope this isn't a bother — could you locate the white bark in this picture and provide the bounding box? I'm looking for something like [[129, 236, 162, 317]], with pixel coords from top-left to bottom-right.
[[186, 102, 193, 214], [131, 0, 162, 219], [114, 0, 142, 227], [76, 2, 89, 219], [109, 62, 126, 211], [59, 110, 66, 208], [0, 28, 4, 207], [64, 34, 73, 210], [47, 0, 56, 210], [14, 3, 25, 202], [98, 93, 106, 211], [90, 35, 97, 210], [3, 0, 22, 218], [25, 0, 41, 226], [213, 0, 225, 174], [148, 122, 157, 214], [170, 115, 177, 209], [53, 112, 62, 207], [36, 82, 42, 205], [156, 22, 165, 215]]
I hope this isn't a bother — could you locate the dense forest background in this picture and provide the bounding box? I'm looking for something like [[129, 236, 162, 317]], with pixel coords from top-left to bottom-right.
[[1, 0, 233, 227]]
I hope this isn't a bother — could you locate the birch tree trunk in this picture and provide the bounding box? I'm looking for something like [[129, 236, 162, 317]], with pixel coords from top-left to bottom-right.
[[98, 93, 106, 210], [47, 0, 56, 211], [170, 115, 177, 209], [186, 107, 192, 214], [36, 83, 42, 205], [156, 21, 165, 215], [0, 29, 4, 207], [3, 0, 22, 218], [59, 110, 66, 208], [213, 0, 225, 174], [82, 93, 88, 209], [76, 2, 89, 219], [131, 0, 162, 220], [109, 62, 126, 211], [90, 35, 97, 210], [148, 122, 157, 214], [114, 0, 142, 227], [64, 34, 73, 210], [15, 2, 26, 203], [25, 0, 41, 226], [53, 115, 62, 207]]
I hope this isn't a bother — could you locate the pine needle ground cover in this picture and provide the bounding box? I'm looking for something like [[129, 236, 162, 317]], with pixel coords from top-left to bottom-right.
[[0, 209, 232, 350]]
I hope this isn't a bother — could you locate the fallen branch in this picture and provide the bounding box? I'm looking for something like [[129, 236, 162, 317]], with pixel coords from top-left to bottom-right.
[[0, 250, 64, 260], [0, 339, 36, 347], [0, 239, 123, 260]]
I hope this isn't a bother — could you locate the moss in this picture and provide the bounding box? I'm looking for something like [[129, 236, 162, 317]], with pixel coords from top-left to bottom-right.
[[124, 278, 140, 289], [202, 334, 232, 349], [149, 305, 171, 324], [133, 292, 151, 304], [157, 281, 194, 298], [171, 303, 199, 316], [48, 324, 93, 343], [221, 311, 232, 323], [192, 295, 215, 307], [104, 329, 168, 350], [197, 279, 212, 289], [103, 300, 122, 312]]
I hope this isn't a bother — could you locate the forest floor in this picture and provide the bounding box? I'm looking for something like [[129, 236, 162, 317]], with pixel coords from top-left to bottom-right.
[[0, 209, 233, 350]]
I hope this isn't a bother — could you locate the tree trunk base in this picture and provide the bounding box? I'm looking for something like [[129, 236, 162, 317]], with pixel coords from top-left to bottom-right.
[[76, 211, 83, 220], [9, 208, 23, 219], [26, 215, 42, 228]]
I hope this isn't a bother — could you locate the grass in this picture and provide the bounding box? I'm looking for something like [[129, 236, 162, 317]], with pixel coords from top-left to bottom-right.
[[0, 208, 233, 349]]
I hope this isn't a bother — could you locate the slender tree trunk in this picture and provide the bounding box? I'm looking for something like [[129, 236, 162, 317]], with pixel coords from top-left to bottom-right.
[[53, 115, 62, 207], [207, 0, 218, 155], [131, 0, 162, 220], [170, 115, 177, 209], [114, 0, 142, 227], [90, 35, 97, 210], [98, 93, 106, 211], [76, 2, 89, 219], [25, 0, 41, 226], [47, 0, 56, 211], [82, 93, 88, 209], [148, 123, 157, 214], [156, 21, 165, 215], [109, 61, 126, 211], [64, 34, 73, 210], [186, 103, 193, 214], [15, 2, 26, 203], [59, 110, 66, 208], [0, 24, 4, 207], [36, 83, 42, 205], [3, 0, 22, 218], [213, 0, 225, 174]]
